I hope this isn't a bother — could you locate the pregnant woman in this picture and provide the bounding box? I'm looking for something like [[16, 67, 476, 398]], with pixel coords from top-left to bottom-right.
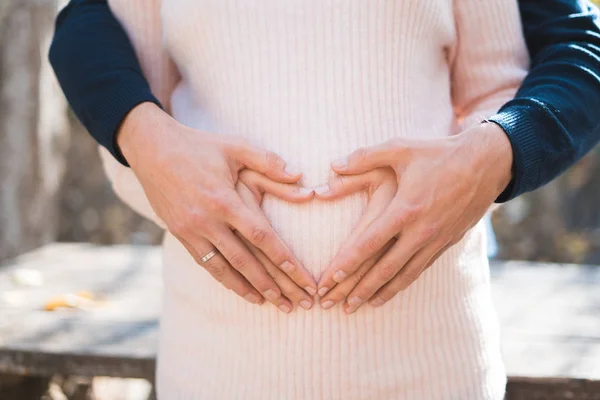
[[67, 0, 528, 398]]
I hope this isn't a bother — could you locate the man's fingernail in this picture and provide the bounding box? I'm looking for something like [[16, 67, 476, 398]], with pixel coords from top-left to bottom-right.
[[280, 261, 295, 274], [331, 157, 348, 169], [279, 304, 292, 313], [313, 184, 330, 196], [304, 286, 317, 296], [370, 297, 386, 307], [345, 305, 358, 314], [300, 300, 313, 310], [321, 300, 335, 309], [263, 289, 280, 301], [348, 296, 363, 307], [333, 270, 347, 282], [244, 293, 261, 304], [318, 287, 330, 297], [285, 165, 301, 176], [298, 187, 314, 196]]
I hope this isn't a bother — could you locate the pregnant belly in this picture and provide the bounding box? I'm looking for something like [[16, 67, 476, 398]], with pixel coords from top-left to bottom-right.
[[161, 192, 368, 319], [169, 82, 371, 280], [164, 82, 479, 310], [261, 192, 367, 279]]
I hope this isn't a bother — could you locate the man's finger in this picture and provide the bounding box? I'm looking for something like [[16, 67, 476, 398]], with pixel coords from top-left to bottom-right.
[[369, 240, 451, 308], [229, 200, 317, 296], [319, 199, 408, 294], [236, 232, 313, 312], [320, 239, 393, 310], [343, 233, 434, 312], [331, 140, 402, 175], [210, 226, 285, 303], [176, 234, 264, 305]]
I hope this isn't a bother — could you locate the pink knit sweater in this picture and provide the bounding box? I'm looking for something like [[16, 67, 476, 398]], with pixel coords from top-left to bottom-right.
[[100, 1, 528, 398]]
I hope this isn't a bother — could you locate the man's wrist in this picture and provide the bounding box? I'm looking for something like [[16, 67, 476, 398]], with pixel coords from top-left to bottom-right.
[[116, 102, 171, 166], [475, 121, 515, 195]]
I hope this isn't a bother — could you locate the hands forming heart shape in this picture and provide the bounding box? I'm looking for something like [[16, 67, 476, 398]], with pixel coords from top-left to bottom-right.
[[237, 166, 399, 314], [121, 104, 513, 314], [238, 122, 514, 314]]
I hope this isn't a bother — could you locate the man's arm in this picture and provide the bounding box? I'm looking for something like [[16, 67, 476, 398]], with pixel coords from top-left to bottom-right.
[[50, 0, 600, 198], [49, 0, 161, 166], [490, 0, 600, 202], [50, 0, 321, 310]]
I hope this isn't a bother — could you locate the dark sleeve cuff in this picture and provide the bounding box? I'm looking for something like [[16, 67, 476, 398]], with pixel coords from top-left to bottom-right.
[[48, 0, 163, 167], [487, 104, 545, 203], [87, 82, 161, 166]]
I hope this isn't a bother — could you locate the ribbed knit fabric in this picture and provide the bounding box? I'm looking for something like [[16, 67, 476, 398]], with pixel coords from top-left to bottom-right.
[[102, 1, 528, 398]]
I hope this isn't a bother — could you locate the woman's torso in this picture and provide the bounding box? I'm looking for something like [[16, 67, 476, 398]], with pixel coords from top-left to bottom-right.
[[156, 1, 505, 398]]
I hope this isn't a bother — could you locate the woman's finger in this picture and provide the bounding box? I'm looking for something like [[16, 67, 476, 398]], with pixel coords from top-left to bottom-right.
[[236, 232, 313, 312], [330, 140, 403, 175], [315, 168, 395, 200], [239, 169, 314, 203], [225, 137, 301, 183], [209, 225, 285, 303], [369, 240, 452, 307], [175, 234, 264, 305], [229, 198, 317, 296], [314, 171, 374, 200]]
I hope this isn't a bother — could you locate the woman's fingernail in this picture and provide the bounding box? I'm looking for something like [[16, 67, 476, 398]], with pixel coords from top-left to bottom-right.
[[279, 304, 292, 313], [244, 293, 261, 304], [370, 297, 386, 307], [318, 287, 330, 297], [280, 261, 295, 273], [348, 296, 363, 307], [263, 289, 280, 301], [313, 184, 330, 196], [321, 300, 335, 309], [298, 187, 314, 196], [333, 270, 347, 282], [304, 286, 317, 296], [300, 300, 313, 310], [285, 165, 301, 176], [331, 157, 348, 169]]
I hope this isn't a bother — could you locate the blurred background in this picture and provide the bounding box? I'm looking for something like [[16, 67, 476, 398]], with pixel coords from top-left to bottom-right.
[[1, 0, 599, 265]]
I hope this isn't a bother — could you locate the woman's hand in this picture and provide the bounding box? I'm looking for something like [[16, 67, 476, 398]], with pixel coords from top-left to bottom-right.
[[316, 123, 513, 313], [118, 103, 318, 311]]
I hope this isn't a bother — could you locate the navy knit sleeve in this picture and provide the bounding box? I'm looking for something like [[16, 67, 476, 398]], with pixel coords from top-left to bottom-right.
[[49, 0, 162, 166], [489, 0, 600, 202], [50, 0, 600, 188]]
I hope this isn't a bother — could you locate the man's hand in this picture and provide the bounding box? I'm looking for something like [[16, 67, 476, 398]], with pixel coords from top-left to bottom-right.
[[118, 103, 317, 312], [316, 122, 513, 313], [235, 170, 317, 311]]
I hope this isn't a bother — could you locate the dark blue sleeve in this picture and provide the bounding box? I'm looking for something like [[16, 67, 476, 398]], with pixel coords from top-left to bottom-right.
[[49, 0, 162, 166], [50, 0, 600, 189], [489, 0, 600, 202]]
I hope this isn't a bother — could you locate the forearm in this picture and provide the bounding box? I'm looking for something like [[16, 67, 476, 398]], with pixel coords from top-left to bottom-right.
[[116, 102, 177, 170], [490, 0, 600, 202], [49, 0, 161, 165]]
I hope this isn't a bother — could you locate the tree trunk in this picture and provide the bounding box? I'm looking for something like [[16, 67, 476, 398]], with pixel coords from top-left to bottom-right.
[[0, 0, 69, 261]]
